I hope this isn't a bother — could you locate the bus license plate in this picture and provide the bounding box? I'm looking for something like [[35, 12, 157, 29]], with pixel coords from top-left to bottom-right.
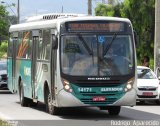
[[92, 96, 106, 102], [142, 92, 153, 96]]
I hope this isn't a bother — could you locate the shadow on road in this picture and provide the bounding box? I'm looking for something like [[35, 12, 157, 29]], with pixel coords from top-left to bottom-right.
[[57, 107, 160, 120], [10, 93, 160, 120], [26, 102, 160, 120]]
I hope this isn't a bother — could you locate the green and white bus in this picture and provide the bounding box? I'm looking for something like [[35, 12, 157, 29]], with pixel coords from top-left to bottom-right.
[[7, 13, 137, 115]]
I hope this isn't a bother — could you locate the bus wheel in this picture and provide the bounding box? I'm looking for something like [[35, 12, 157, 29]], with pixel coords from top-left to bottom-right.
[[45, 89, 60, 115], [155, 100, 160, 105], [108, 106, 121, 115], [29, 100, 38, 107], [19, 82, 29, 107]]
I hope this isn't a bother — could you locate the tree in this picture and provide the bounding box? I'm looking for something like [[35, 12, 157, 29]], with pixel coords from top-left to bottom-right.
[[121, 0, 155, 67], [95, 3, 115, 16], [0, 41, 8, 58], [8, 15, 18, 25], [95, 2, 123, 17], [0, 5, 9, 41], [0, 5, 10, 59]]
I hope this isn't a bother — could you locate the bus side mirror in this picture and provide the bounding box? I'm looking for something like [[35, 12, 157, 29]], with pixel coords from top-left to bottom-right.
[[52, 35, 58, 49], [134, 31, 139, 47]]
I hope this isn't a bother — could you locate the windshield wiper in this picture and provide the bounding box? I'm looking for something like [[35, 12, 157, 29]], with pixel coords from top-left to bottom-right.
[[77, 34, 93, 55], [103, 33, 117, 56]]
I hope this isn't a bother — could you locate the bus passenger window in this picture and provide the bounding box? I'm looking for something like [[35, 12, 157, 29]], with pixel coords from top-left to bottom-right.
[[8, 34, 14, 58], [43, 30, 51, 60], [38, 30, 51, 60], [16, 32, 22, 58], [38, 31, 43, 60], [17, 31, 31, 59]]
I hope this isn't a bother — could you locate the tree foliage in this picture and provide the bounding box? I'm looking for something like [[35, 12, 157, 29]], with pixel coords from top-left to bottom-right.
[[0, 5, 9, 41], [0, 41, 8, 58], [95, 4, 115, 16], [95, 0, 155, 68], [0, 5, 10, 59], [120, 0, 155, 67], [8, 15, 18, 25]]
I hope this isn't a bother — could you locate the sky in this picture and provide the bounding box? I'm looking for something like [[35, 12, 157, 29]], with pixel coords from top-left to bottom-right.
[[1, 0, 103, 21]]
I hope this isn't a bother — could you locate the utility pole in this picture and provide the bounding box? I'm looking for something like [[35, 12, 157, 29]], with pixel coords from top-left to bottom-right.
[[88, 0, 92, 15], [154, 0, 160, 72], [17, 0, 20, 23], [61, 6, 63, 13]]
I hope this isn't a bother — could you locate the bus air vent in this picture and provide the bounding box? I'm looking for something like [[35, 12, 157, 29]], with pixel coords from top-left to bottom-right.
[[26, 13, 87, 22]]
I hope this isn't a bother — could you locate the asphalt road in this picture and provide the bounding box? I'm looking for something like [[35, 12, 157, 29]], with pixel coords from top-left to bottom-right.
[[0, 90, 160, 126]]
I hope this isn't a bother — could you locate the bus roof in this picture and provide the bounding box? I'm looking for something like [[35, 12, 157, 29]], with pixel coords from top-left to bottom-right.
[[9, 14, 131, 32]]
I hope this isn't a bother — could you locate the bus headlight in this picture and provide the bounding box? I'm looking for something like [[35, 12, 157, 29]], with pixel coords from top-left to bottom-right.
[[125, 78, 134, 92], [126, 84, 132, 89], [61, 78, 73, 93], [64, 84, 70, 90]]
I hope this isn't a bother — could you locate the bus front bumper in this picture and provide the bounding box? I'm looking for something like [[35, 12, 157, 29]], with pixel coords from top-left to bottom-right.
[[113, 88, 136, 106], [57, 89, 88, 107], [57, 88, 136, 107]]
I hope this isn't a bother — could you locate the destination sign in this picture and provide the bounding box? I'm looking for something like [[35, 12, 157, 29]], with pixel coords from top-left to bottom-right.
[[66, 21, 125, 32]]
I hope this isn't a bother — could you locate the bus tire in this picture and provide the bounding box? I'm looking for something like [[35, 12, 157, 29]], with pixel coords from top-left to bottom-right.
[[155, 100, 160, 105], [19, 82, 29, 107], [108, 106, 121, 115], [45, 88, 60, 115], [29, 100, 38, 107]]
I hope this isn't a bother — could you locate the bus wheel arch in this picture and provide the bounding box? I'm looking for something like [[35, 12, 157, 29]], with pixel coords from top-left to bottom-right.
[[44, 81, 60, 115], [19, 78, 29, 107], [44, 81, 49, 104]]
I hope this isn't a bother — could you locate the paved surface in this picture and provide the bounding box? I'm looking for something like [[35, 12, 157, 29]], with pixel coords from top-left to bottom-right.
[[0, 90, 160, 126]]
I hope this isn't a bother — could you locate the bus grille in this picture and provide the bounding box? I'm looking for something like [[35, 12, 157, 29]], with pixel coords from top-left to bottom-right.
[[71, 83, 125, 106]]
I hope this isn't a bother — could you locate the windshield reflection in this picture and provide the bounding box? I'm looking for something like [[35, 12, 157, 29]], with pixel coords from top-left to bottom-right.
[[61, 35, 133, 76], [137, 69, 156, 79]]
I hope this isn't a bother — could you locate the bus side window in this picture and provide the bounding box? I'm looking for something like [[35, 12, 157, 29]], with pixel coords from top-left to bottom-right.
[[38, 30, 43, 60], [16, 31, 31, 59], [8, 33, 13, 58], [38, 30, 51, 61], [43, 29, 51, 60], [16, 32, 22, 58], [22, 31, 32, 59]]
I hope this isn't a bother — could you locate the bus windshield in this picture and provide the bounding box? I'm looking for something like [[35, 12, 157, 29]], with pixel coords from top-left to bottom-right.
[[61, 34, 134, 76]]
